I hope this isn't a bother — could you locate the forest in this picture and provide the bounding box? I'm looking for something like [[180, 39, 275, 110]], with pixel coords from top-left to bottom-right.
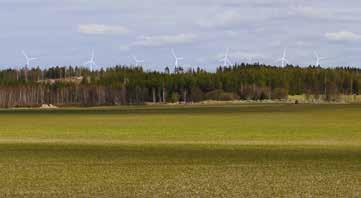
[[0, 63, 360, 107]]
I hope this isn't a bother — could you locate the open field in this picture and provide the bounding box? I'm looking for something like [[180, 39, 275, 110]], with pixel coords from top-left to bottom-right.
[[0, 104, 360, 197]]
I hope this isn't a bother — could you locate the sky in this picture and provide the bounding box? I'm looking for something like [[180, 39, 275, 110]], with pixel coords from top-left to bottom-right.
[[1, 0, 361, 71]]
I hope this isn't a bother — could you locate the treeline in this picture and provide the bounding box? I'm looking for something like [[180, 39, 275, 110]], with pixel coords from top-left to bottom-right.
[[0, 63, 360, 107]]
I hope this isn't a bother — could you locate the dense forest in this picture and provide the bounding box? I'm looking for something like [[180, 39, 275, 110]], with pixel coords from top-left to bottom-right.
[[0, 63, 360, 107]]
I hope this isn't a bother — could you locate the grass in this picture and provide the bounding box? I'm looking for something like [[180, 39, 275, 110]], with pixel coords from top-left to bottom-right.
[[0, 104, 360, 197]]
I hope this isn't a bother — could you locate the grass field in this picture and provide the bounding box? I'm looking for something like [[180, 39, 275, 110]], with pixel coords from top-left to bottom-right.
[[0, 104, 360, 197]]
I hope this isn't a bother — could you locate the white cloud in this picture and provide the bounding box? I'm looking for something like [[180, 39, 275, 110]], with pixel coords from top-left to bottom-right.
[[325, 31, 361, 41], [230, 51, 265, 61], [78, 24, 130, 35], [119, 45, 130, 51], [131, 33, 197, 47], [287, 6, 360, 22], [216, 51, 265, 62], [296, 41, 312, 47], [197, 10, 243, 28], [224, 30, 238, 38], [269, 40, 282, 47], [288, 6, 330, 19]]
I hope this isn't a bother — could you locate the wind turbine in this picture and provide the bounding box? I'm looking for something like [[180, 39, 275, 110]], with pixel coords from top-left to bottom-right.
[[314, 51, 326, 66], [84, 50, 97, 72], [171, 49, 184, 67], [276, 48, 289, 67], [21, 50, 38, 81], [132, 55, 144, 66], [22, 50, 38, 69], [219, 48, 231, 66]]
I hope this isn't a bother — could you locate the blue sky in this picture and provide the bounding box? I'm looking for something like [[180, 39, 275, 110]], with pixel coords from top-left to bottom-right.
[[1, 0, 361, 71]]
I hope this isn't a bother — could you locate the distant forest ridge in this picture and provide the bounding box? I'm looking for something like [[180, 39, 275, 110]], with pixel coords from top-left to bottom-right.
[[0, 63, 360, 107]]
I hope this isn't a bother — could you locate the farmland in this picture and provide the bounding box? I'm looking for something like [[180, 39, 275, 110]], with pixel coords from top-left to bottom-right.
[[0, 104, 360, 197]]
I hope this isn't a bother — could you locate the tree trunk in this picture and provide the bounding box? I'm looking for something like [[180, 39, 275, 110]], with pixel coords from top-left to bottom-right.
[[152, 88, 156, 103], [183, 89, 187, 104], [162, 87, 166, 103]]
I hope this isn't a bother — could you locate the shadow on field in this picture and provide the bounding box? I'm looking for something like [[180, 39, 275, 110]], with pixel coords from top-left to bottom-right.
[[1, 143, 360, 165], [1, 104, 361, 115]]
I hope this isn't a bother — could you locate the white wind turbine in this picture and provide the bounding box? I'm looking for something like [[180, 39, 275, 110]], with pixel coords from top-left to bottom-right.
[[219, 48, 231, 66], [132, 55, 144, 66], [22, 50, 38, 69], [84, 50, 97, 72], [276, 48, 289, 67], [171, 49, 184, 67], [21, 50, 38, 81], [314, 51, 326, 66]]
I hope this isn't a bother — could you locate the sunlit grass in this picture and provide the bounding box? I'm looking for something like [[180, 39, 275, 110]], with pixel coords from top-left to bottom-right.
[[0, 104, 360, 197]]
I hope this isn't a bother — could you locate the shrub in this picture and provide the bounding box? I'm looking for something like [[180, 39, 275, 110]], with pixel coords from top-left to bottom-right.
[[190, 87, 204, 102], [170, 92, 180, 103], [205, 89, 240, 101], [271, 88, 288, 100]]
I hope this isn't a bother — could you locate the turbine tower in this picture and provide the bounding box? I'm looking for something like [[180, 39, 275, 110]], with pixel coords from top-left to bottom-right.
[[276, 48, 289, 67], [22, 50, 37, 69], [314, 51, 326, 66], [22, 50, 38, 81], [132, 55, 144, 66], [171, 49, 184, 67], [219, 48, 231, 66], [84, 50, 97, 72]]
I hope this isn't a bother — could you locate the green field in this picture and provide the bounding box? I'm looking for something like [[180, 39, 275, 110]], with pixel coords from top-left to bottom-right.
[[0, 104, 360, 197]]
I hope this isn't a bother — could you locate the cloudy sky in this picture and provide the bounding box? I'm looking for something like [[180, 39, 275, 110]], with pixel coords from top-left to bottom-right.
[[1, 0, 361, 71]]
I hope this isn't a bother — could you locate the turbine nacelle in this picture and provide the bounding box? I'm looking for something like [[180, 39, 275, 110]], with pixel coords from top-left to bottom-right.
[[314, 51, 326, 66], [276, 48, 289, 67], [132, 55, 145, 66], [171, 49, 184, 67], [219, 48, 231, 66], [84, 49, 97, 72], [22, 50, 38, 68]]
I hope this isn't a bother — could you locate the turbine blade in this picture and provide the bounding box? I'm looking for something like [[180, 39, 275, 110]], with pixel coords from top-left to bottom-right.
[[22, 51, 28, 59], [171, 49, 177, 58], [314, 51, 319, 59]]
